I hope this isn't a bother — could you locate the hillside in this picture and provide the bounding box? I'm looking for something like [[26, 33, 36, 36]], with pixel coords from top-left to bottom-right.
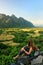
[[0, 14, 34, 28], [0, 28, 43, 65]]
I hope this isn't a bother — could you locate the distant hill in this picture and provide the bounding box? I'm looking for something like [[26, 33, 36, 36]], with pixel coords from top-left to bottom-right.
[[35, 25, 43, 28], [0, 13, 34, 28]]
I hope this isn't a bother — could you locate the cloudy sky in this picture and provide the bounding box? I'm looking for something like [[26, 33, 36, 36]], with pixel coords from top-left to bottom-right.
[[0, 0, 43, 26]]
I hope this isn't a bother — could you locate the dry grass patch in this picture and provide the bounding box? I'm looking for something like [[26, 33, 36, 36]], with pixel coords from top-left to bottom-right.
[[21, 28, 31, 31], [2, 41, 20, 46], [0, 34, 14, 40]]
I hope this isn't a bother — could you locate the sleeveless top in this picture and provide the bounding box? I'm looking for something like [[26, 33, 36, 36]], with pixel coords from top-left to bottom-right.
[[19, 45, 35, 57], [24, 45, 35, 56]]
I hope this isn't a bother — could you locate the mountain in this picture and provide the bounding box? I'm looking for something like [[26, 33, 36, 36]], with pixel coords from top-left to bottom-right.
[[0, 13, 34, 28]]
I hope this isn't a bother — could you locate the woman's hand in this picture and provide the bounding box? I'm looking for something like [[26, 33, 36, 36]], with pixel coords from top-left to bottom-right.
[[21, 47, 25, 51]]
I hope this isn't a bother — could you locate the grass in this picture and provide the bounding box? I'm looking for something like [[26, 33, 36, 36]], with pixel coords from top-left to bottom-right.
[[0, 28, 43, 65]]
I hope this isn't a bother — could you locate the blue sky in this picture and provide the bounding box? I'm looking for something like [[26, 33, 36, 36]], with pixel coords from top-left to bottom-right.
[[0, 0, 43, 26]]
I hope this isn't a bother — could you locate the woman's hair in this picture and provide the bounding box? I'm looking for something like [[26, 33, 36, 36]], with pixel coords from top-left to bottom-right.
[[28, 39, 34, 47], [28, 39, 39, 50]]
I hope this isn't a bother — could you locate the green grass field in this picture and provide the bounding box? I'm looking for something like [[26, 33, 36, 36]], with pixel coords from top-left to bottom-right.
[[0, 28, 43, 65]]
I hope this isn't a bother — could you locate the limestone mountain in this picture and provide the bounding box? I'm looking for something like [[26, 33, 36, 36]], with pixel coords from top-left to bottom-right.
[[0, 14, 34, 28]]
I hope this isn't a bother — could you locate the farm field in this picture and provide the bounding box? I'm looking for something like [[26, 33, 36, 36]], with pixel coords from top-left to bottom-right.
[[0, 28, 43, 65]]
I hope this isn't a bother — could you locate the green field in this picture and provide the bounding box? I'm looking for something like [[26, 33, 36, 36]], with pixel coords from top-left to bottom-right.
[[0, 28, 43, 65]]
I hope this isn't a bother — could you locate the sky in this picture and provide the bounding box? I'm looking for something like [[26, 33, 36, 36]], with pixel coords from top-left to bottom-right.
[[0, 0, 43, 26]]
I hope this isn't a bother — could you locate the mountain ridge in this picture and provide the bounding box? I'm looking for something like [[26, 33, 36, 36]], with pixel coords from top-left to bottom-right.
[[0, 13, 34, 28]]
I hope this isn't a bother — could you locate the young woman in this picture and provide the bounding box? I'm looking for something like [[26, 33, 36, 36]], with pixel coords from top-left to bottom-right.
[[13, 39, 39, 64]]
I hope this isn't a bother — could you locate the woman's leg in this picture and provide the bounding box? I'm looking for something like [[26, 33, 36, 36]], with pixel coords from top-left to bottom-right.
[[13, 55, 19, 60]]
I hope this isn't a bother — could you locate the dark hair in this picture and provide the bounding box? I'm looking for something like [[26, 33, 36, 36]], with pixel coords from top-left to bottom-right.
[[28, 39, 33, 46], [28, 39, 39, 50]]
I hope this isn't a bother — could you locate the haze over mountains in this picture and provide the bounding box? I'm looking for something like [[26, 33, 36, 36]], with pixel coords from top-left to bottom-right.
[[0, 13, 34, 28]]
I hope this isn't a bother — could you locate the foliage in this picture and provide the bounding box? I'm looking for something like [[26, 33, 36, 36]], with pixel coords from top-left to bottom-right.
[[28, 30, 35, 34], [0, 30, 3, 35], [12, 31, 29, 43], [39, 31, 43, 34], [0, 28, 43, 65]]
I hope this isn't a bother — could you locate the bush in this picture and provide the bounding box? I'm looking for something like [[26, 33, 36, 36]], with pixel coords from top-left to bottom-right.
[[0, 30, 3, 35], [29, 30, 35, 34], [12, 31, 28, 43], [39, 31, 43, 34]]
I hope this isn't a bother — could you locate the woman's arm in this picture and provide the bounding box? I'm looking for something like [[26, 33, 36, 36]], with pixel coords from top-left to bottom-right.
[[23, 47, 33, 55], [21, 46, 26, 51]]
